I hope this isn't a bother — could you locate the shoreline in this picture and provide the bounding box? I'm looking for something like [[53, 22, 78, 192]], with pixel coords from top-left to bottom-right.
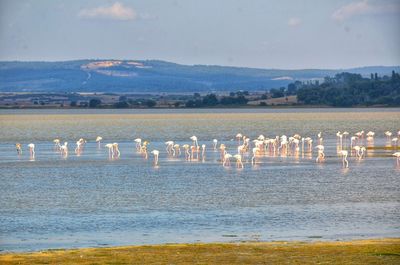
[[1, 238, 399, 264]]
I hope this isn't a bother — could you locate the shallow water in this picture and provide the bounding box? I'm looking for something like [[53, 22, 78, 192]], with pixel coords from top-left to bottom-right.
[[0, 108, 399, 252]]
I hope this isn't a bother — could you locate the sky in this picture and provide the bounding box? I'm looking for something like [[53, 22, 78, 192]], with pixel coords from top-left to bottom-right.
[[0, 0, 399, 69]]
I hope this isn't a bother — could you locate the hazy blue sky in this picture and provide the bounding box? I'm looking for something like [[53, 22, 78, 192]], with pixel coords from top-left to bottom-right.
[[0, 0, 399, 69]]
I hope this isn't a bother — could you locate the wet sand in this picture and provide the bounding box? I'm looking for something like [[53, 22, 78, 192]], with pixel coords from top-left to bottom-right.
[[1, 238, 399, 265]]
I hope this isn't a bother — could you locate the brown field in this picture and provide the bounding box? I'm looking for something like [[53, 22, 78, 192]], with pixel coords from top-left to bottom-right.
[[1, 238, 399, 265], [248, 95, 298, 105]]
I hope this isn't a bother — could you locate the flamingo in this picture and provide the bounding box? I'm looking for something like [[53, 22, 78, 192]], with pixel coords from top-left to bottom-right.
[[366, 131, 374, 143], [392, 137, 398, 147], [201, 144, 206, 160], [278, 135, 288, 153], [251, 147, 260, 165], [317, 132, 322, 145], [96, 136, 103, 148], [182, 144, 191, 161], [304, 137, 313, 152], [28, 143, 35, 157], [233, 154, 243, 168], [315, 145, 325, 163], [140, 141, 149, 159], [355, 131, 364, 144], [366, 131, 375, 138], [53, 139, 61, 150], [359, 146, 366, 159], [337, 132, 344, 148], [219, 144, 226, 161], [393, 152, 400, 165], [165, 141, 174, 155], [213, 139, 218, 151], [113, 143, 120, 158], [75, 138, 86, 153], [173, 144, 181, 157], [134, 138, 142, 151], [190, 136, 198, 147], [236, 133, 243, 145], [238, 144, 246, 155], [16, 143, 22, 155], [105, 143, 114, 158], [222, 153, 232, 167], [339, 150, 349, 168], [151, 150, 159, 166], [292, 138, 300, 153], [385, 131, 392, 141], [353, 145, 361, 158], [60, 142, 68, 156]]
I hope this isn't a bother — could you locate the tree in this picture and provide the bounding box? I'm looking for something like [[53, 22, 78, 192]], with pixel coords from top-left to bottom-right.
[[70, 101, 77, 107], [114, 101, 129, 108], [287, 83, 296, 95], [145, 100, 157, 108], [89, 99, 101, 108], [270, 88, 284, 98], [202, 94, 219, 106]]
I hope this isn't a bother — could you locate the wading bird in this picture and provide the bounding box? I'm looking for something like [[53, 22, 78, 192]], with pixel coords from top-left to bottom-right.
[[233, 154, 244, 169], [340, 150, 349, 168], [151, 150, 159, 166], [96, 136, 103, 148], [16, 143, 22, 155], [213, 139, 218, 151], [28, 143, 35, 157], [315, 145, 325, 163], [393, 152, 400, 165]]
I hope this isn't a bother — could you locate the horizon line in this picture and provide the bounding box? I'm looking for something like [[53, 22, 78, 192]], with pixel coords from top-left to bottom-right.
[[1, 59, 399, 71]]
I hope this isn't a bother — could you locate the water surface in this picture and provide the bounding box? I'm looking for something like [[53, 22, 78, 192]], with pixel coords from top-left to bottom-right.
[[0, 108, 399, 252]]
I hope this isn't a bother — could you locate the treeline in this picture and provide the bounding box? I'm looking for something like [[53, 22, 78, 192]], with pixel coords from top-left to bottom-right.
[[295, 71, 400, 106], [87, 97, 157, 108], [185, 91, 249, 107]]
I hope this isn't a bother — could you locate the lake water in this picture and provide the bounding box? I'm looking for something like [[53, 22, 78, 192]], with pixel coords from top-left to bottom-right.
[[0, 108, 399, 252]]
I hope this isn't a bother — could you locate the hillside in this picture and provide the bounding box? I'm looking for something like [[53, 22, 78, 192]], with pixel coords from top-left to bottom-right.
[[0, 60, 399, 93]]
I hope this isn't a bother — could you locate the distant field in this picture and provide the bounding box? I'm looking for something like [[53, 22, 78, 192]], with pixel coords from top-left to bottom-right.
[[1, 239, 399, 265], [248, 95, 298, 105]]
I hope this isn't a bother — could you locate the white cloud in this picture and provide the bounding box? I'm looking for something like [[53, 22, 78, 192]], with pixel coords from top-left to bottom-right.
[[332, 0, 400, 21], [78, 2, 136, 20], [288, 17, 302, 27]]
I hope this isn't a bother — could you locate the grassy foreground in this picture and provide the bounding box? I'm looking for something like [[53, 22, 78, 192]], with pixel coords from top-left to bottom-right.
[[1, 238, 399, 265]]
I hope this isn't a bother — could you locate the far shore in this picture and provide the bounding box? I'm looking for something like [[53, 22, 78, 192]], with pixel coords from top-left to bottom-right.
[[1, 238, 399, 265]]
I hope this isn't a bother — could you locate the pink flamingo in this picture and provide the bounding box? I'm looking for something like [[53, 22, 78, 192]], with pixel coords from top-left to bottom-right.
[[339, 150, 349, 168], [233, 154, 243, 169], [96, 136, 102, 148], [151, 150, 159, 166], [393, 152, 400, 165]]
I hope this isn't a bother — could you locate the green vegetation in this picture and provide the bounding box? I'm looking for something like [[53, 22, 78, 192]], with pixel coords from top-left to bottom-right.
[[185, 92, 249, 107], [296, 71, 400, 106], [1, 238, 399, 265]]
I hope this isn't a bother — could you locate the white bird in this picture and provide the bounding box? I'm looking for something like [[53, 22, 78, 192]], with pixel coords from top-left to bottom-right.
[[134, 138, 142, 151], [96, 136, 103, 148], [213, 139, 218, 151], [340, 150, 349, 168], [28, 143, 35, 157], [233, 154, 243, 169], [151, 150, 159, 165]]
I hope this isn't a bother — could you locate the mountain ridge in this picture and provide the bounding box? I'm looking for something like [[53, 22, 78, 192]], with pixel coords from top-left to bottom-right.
[[1, 59, 399, 93]]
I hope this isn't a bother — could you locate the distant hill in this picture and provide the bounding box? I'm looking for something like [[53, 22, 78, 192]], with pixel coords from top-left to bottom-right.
[[0, 60, 399, 93]]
